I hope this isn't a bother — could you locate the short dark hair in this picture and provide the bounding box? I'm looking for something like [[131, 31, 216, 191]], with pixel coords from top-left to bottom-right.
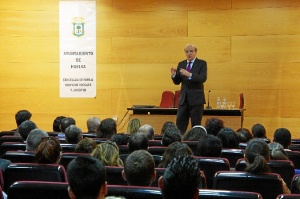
[[236, 128, 253, 143], [196, 134, 222, 157], [97, 118, 117, 138], [128, 132, 149, 153], [124, 150, 155, 186], [273, 128, 291, 149], [205, 117, 224, 136], [161, 155, 200, 199], [217, 127, 239, 149], [35, 137, 62, 164], [162, 126, 182, 146], [18, 120, 37, 141], [15, 110, 32, 126], [60, 117, 76, 133], [53, 116, 66, 132], [251, 123, 266, 138], [67, 156, 106, 199], [75, 137, 97, 153]]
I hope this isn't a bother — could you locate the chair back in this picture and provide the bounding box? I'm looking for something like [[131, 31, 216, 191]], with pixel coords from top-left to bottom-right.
[[174, 90, 181, 108], [59, 152, 90, 169], [221, 148, 244, 168], [289, 144, 300, 152], [276, 194, 300, 199], [195, 156, 230, 189], [105, 166, 126, 185], [292, 139, 300, 145], [7, 181, 70, 199], [0, 136, 23, 145], [148, 140, 163, 146], [200, 189, 263, 199], [286, 150, 300, 169], [159, 91, 175, 108], [60, 144, 76, 152], [107, 185, 161, 199], [236, 159, 295, 189], [2, 151, 35, 163], [148, 146, 167, 156], [182, 140, 198, 154], [0, 131, 15, 138], [3, 163, 67, 192], [291, 174, 300, 194], [213, 171, 283, 199], [0, 142, 26, 157]]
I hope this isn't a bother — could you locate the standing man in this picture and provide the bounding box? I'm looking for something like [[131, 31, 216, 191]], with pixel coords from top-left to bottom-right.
[[171, 44, 207, 134]]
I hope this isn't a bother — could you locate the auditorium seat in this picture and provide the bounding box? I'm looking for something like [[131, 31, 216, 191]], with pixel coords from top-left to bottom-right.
[[200, 189, 262, 199], [59, 152, 90, 169], [3, 163, 67, 192], [0, 142, 26, 157], [148, 140, 163, 146], [291, 174, 300, 194], [213, 171, 283, 199], [276, 194, 300, 199], [0, 136, 23, 145], [2, 151, 35, 163], [235, 158, 295, 189], [118, 145, 129, 154], [60, 143, 76, 152], [289, 144, 300, 152], [47, 132, 58, 137], [148, 146, 167, 156], [7, 181, 70, 199], [286, 150, 300, 169], [195, 156, 230, 189], [182, 141, 198, 154], [159, 90, 175, 108], [292, 139, 300, 145], [220, 148, 244, 168], [105, 166, 126, 185], [82, 133, 96, 138], [174, 90, 180, 108], [0, 131, 15, 138]]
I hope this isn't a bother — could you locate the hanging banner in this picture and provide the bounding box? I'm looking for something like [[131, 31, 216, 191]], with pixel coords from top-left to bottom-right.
[[59, 0, 96, 98]]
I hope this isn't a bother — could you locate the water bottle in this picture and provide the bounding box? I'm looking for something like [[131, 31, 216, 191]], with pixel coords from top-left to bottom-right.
[[222, 97, 227, 109], [216, 97, 221, 109]]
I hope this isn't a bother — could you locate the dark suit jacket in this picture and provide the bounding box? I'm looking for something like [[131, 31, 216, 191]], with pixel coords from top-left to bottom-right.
[[172, 58, 207, 106]]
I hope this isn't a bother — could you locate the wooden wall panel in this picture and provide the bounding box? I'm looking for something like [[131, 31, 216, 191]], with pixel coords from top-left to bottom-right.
[[232, 35, 300, 63], [189, 8, 300, 37], [111, 37, 230, 64], [97, 11, 187, 37], [232, 0, 300, 9]]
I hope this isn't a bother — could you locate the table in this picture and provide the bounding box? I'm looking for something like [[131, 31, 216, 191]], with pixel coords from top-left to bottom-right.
[[127, 106, 245, 132]]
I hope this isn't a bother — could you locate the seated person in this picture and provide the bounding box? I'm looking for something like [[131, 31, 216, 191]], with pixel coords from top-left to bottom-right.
[[12, 109, 32, 131], [158, 155, 201, 199], [26, 129, 49, 151], [35, 137, 62, 164], [86, 116, 101, 134], [52, 116, 66, 132], [217, 127, 239, 149], [182, 125, 207, 141], [96, 118, 117, 139], [75, 137, 97, 153], [18, 120, 37, 142], [65, 125, 83, 144], [195, 134, 222, 157], [128, 132, 149, 153], [273, 128, 292, 149], [162, 126, 182, 146], [236, 128, 253, 143], [204, 117, 224, 136], [91, 141, 123, 167], [158, 141, 193, 168], [67, 156, 107, 199], [110, 133, 130, 145], [126, 118, 142, 135], [138, 124, 155, 140], [122, 150, 156, 186], [59, 117, 76, 138], [268, 142, 288, 160], [160, 121, 177, 135]]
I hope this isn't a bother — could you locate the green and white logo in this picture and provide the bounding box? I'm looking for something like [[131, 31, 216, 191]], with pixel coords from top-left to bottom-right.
[[72, 17, 85, 37]]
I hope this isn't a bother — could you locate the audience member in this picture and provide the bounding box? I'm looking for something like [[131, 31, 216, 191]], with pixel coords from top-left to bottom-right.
[[236, 128, 253, 143], [182, 125, 207, 141], [158, 141, 193, 168], [87, 116, 101, 133], [138, 124, 155, 140], [110, 133, 130, 145], [91, 141, 123, 166], [126, 118, 141, 135], [0, 158, 11, 171], [18, 120, 37, 141], [161, 121, 177, 135], [204, 117, 224, 136], [65, 125, 83, 144], [122, 150, 156, 186], [244, 138, 290, 194], [75, 137, 97, 153], [35, 137, 62, 164], [158, 155, 201, 199], [12, 109, 32, 131], [251, 123, 267, 138], [195, 134, 222, 157], [52, 116, 66, 132], [128, 132, 149, 153], [97, 118, 117, 138], [161, 126, 182, 146], [273, 127, 292, 149], [67, 156, 107, 199], [217, 127, 240, 149], [59, 117, 76, 138], [268, 142, 288, 160], [26, 129, 49, 151]]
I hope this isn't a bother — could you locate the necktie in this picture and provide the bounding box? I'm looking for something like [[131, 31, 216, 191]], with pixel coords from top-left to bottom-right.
[[186, 62, 192, 72]]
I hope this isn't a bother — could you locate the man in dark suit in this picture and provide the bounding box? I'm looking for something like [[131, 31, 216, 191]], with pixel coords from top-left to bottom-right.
[[171, 44, 207, 134]]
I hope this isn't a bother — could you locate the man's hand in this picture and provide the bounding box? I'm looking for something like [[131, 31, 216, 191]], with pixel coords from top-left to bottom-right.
[[179, 68, 191, 77], [171, 68, 177, 75]]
